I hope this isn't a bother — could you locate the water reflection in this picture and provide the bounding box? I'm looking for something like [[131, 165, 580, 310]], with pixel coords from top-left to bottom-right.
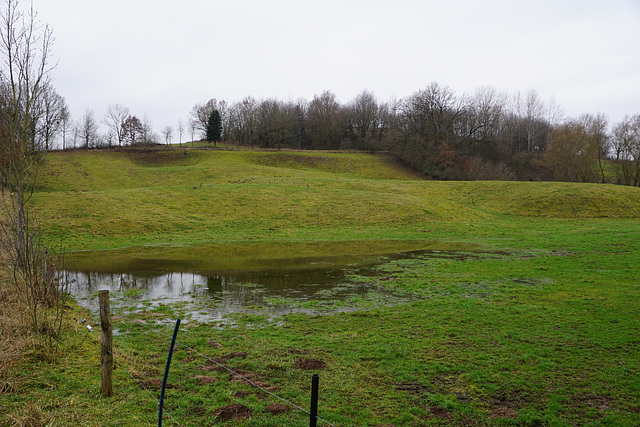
[[65, 241, 488, 323], [67, 261, 388, 322]]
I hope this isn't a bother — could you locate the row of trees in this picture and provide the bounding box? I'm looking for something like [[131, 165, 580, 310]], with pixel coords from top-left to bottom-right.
[[2, 4, 635, 187], [188, 86, 640, 185], [8, 79, 640, 186]]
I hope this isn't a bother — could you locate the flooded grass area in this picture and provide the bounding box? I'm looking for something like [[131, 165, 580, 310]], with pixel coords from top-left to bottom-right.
[[63, 240, 493, 323]]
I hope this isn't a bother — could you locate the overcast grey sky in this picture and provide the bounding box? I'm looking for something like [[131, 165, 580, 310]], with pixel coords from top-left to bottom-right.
[[33, 0, 640, 136]]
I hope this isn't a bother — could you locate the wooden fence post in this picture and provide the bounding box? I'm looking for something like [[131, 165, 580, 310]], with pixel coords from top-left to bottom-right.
[[99, 290, 113, 397]]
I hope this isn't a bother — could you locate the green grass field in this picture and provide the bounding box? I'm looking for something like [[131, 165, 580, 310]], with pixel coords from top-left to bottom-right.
[[3, 147, 640, 426]]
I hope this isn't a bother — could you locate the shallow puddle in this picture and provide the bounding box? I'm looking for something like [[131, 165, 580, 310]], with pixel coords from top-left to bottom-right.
[[64, 240, 482, 323]]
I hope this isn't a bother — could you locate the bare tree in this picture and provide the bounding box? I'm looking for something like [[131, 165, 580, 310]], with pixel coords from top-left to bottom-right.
[[612, 114, 640, 186], [347, 90, 382, 149], [59, 101, 70, 150], [35, 85, 67, 150], [188, 119, 196, 147], [0, 0, 67, 344], [307, 90, 344, 150], [177, 118, 184, 147], [162, 125, 173, 145], [523, 89, 546, 153], [255, 98, 292, 149], [229, 96, 258, 145], [399, 82, 465, 143], [103, 103, 130, 147], [77, 109, 98, 149], [141, 115, 156, 144], [190, 99, 219, 139], [0, 0, 54, 265], [580, 113, 609, 182]]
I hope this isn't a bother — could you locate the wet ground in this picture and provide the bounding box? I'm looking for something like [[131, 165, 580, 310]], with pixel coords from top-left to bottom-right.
[[63, 241, 485, 323]]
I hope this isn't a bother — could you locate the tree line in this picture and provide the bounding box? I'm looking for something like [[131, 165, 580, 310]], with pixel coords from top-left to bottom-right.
[[7, 78, 640, 186], [3, 21, 637, 187], [189, 86, 640, 186]]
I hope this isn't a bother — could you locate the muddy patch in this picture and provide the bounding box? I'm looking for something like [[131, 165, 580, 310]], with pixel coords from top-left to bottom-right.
[[213, 403, 252, 421], [265, 403, 290, 415], [295, 358, 327, 370]]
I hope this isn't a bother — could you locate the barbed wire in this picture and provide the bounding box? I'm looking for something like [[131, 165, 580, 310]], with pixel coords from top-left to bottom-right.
[[112, 353, 184, 427], [84, 316, 341, 426], [166, 334, 338, 427], [84, 324, 184, 426]]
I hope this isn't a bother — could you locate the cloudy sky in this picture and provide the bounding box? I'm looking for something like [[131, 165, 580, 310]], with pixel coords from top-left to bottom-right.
[[32, 0, 640, 136]]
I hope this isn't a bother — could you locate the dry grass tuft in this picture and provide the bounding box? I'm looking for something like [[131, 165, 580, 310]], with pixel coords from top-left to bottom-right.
[[4, 402, 53, 427], [0, 260, 31, 394]]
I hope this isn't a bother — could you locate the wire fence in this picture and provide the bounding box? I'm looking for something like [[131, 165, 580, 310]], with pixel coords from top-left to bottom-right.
[[84, 314, 339, 427]]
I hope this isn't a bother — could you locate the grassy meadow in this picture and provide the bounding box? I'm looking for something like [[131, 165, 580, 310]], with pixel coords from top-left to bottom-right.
[[2, 147, 640, 426]]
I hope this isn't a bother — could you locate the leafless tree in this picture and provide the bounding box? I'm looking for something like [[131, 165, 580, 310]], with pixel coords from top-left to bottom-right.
[[177, 118, 184, 147], [34, 85, 67, 150], [229, 96, 258, 145], [399, 82, 466, 143], [347, 90, 383, 145], [464, 86, 507, 141], [190, 99, 219, 139], [0, 0, 54, 265], [77, 109, 98, 149], [188, 119, 196, 147], [0, 0, 67, 342], [523, 89, 546, 153], [579, 113, 609, 182], [162, 125, 173, 145], [141, 115, 156, 144], [255, 98, 293, 149], [103, 103, 130, 147], [612, 114, 640, 186], [307, 90, 344, 150], [58, 101, 70, 150]]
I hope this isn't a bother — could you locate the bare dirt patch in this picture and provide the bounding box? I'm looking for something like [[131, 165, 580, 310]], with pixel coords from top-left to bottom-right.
[[430, 405, 452, 420], [295, 358, 327, 370], [265, 403, 290, 415], [489, 407, 518, 419], [213, 403, 252, 421], [233, 390, 252, 399], [190, 375, 218, 385]]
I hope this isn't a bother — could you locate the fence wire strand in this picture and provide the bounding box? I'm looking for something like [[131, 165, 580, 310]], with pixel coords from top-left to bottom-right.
[[158, 329, 338, 427], [112, 354, 184, 427], [88, 316, 340, 426], [87, 329, 184, 427]]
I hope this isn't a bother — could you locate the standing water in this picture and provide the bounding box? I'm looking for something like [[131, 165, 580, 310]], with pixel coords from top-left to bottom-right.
[[63, 240, 480, 323]]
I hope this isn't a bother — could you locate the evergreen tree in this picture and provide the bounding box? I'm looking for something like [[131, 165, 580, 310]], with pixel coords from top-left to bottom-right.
[[206, 110, 222, 146]]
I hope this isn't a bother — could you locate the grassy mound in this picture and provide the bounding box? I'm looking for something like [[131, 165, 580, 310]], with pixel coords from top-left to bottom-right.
[[32, 148, 640, 251], [4, 147, 639, 426], [443, 181, 640, 218]]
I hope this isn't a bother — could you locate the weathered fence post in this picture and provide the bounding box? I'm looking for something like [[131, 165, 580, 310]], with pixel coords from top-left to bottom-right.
[[310, 373, 319, 427], [99, 290, 113, 397]]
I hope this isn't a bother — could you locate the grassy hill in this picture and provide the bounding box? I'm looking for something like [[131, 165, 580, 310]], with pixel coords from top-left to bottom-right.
[[32, 148, 640, 251], [3, 147, 640, 425]]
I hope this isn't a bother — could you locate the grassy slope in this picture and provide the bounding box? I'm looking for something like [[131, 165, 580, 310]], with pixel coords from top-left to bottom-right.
[[33, 149, 640, 251], [4, 148, 640, 426]]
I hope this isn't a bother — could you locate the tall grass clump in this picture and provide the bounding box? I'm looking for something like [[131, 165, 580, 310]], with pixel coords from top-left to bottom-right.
[[0, 204, 69, 361]]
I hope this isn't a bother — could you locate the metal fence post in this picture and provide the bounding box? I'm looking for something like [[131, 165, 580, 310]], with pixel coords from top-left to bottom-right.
[[158, 318, 181, 427], [310, 373, 319, 427]]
